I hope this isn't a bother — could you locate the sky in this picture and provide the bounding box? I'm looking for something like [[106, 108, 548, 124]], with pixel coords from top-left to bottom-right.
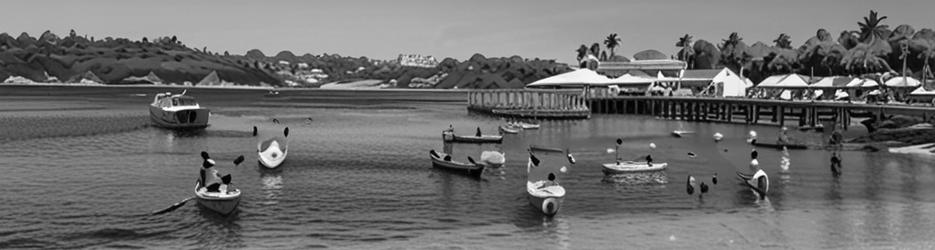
[[2, 0, 934, 64]]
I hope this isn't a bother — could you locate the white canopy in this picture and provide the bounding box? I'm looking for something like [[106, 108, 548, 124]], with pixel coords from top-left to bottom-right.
[[607, 73, 655, 85], [845, 78, 880, 88], [757, 73, 810, 89], [910, 86, 935, 96], [810, 76, 853, 89], [884, 76, 921, 88], [527, 69, 613, 88]]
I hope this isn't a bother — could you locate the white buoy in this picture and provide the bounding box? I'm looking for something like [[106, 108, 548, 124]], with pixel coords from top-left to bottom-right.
[[713, 132, 724, 142], [649, 143, 657, 149]]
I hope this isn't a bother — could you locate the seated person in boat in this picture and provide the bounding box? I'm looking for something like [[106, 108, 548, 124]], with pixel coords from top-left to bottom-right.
[[777, 127, 791, 144], [199, 157, 227, 193], [538, 173, 559, 189], [749, 149, 760, 173], [645, 154, 653, 166], [829, 126, 844, 146], [219, 174, 233, 194], [475, 127, 482, 137]]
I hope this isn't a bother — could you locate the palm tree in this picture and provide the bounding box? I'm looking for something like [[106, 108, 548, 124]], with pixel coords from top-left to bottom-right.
[[841, 42, 893, 74], [773, 33, 792, 49], [720, 32, 747, 72], [589, 43, 601, 58], [676, 34, 694, 68], [858, 10, 889, 43], [576, 44, 588, 61], [604, 33, 621, 57]]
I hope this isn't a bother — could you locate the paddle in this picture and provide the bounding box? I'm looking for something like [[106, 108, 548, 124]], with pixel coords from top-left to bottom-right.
[[467, 156, 477, 165], [152, 196, 195, 215]]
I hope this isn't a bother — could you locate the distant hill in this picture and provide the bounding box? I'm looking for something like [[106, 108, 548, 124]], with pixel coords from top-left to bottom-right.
[[0, 31, 279, 85], [0, 30, 571, 88]]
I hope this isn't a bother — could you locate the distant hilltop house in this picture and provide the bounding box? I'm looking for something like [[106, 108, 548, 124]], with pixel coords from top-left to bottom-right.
[[398, 54, 438, 68]]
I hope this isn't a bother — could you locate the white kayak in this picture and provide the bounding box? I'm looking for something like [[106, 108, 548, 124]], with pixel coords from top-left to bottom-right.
[[888, 143, 935, 156], [194, 181, 241, 215], [526, 181, 565, 216], [257, 127, 289, 169], [514, 122, 540, 129], [672, 130, 694, 137], [602, 161, 667, 174]]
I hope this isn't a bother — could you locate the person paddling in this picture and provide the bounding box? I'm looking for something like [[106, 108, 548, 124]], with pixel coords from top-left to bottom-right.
[[538, 173, 558, 189], [199, 152, 220, 189], [749, 149, 760, 173]]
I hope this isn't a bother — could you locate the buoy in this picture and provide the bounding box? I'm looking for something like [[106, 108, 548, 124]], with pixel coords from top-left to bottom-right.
[[687, 152, 697, 158], [649, 143, 657, 149], [713, 132, 724, 142]]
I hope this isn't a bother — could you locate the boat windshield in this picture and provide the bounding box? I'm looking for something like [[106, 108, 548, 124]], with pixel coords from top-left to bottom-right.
[[172, 97, 198, 106]]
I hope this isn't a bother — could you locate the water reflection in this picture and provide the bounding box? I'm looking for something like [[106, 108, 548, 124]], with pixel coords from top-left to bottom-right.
[[259, 171, 283, 206], [601, 172, 668, 185]]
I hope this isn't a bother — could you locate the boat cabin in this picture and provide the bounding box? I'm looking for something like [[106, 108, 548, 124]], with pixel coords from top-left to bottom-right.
[[153, 92, 200, 109]]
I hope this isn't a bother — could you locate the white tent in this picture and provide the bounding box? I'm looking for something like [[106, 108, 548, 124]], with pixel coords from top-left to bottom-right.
[[810, 76, 853, 89], [884, 76, 921, 88], [845, 78, 880, 88], [756, 73, 810, 89], [526, 69, 612, 88], [707, 68, 750, 97], [652, 68, 750, 97], [910, 86, 935, 96], [607, 73, 655, 86]]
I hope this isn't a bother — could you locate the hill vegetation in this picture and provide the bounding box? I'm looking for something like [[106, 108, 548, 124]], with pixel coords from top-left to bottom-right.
[[0, 30, 570, 88]]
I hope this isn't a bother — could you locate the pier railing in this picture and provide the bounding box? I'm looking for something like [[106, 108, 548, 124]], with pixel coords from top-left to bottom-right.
[[466, 89, 591, 119]]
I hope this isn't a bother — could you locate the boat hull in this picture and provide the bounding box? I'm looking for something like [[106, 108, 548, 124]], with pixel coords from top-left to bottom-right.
[[527, 193, 563, 216], [752, 141, 808, 150], [602, 162, 668, 174], [442, 133, 503, 143], [430, 150, 485, 178], [194, 183, 241, 215], [498, 125, 520, 134], [258, 139, 288, 169], [149, 106, 210, 130]]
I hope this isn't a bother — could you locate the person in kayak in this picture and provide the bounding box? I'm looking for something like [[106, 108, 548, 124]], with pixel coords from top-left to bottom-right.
[[777, 126, 791, 145], [199, 156, 219, 188], [829, 125, 844, 148], [749, 149, 760, 173], [538, 173, 559, 189]]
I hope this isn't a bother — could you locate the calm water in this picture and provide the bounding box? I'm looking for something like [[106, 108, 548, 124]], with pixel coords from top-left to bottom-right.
[[2, 89, 935, 249]]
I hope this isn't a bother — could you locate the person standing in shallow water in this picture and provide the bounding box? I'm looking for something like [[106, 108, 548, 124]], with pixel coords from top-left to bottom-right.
[[830, 151, 843, 177]]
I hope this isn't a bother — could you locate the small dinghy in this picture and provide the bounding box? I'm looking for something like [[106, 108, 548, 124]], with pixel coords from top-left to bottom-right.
[[752, 141, 809, 150], [149, 90, 210, 130], [529, 144, 564, 153], [526, 152, 572, 216], [514, 121, 540, 129], [479, 151, 506, 168], [602, 161, 668, 174], [257, 126, 289, 169], [194, 181, 241, 215], [429, 150, 485, 178], [442, 128, 503, 143], [671, 130, 694, 137], [737, 170, 769, 199], [527, 180, 565, 216], [498, 124, 521, 134]]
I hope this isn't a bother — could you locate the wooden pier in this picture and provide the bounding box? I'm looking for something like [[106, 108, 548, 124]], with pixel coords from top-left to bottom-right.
[[466, 89, 590, 119], [588, 96, 935, 130]]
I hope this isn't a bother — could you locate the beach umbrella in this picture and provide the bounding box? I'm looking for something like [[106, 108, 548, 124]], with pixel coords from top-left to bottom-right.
[[633, 49, 668, 61]]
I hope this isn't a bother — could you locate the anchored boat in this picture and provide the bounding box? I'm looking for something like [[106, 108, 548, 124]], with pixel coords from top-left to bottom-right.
[[602, 161, 668, 174], [257, 126, 290, 169], [149, 90, 210, 129], [429, 150, 485, 178], [442, 128, 503, 143]]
